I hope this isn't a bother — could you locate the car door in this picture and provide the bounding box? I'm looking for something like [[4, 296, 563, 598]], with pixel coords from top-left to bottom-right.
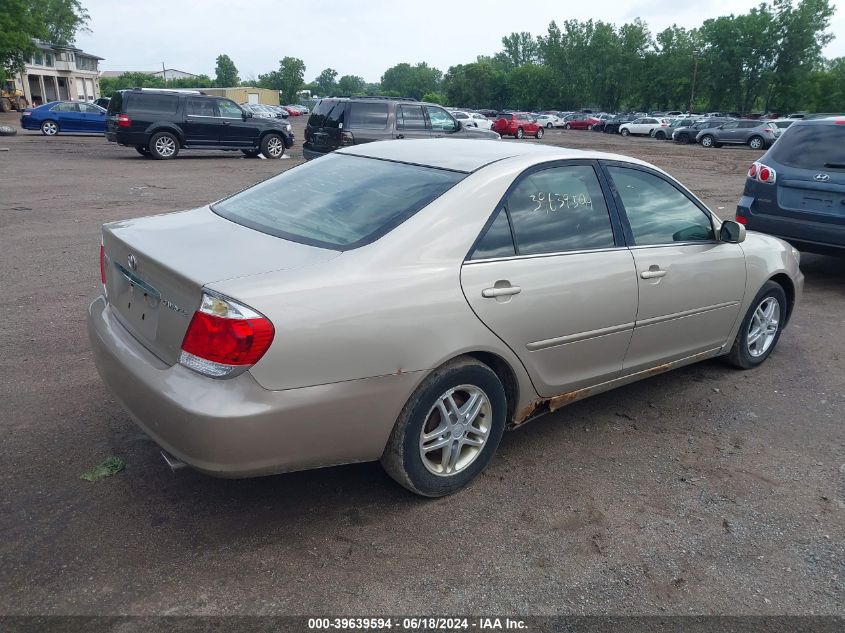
[[717, 121, 740, 143], [460, 161, 638, 397], [79, 102, 106, 132], [216, 98, 258, 146], [183, 96, 220, 146], [51, 102, 82, 131], [394, 104, 431, 140], [601, 163, 747, 374]]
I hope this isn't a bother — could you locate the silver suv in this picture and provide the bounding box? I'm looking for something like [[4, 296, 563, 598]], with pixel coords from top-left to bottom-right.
[[696, 120, 779, 150]]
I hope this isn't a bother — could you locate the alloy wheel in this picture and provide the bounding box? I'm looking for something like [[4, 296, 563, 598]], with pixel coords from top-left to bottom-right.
[[154, 135, 176, 157], [266, 136, 284, 157], [41, 121, 58, 135], [418, 385, 491, 476], [747, 297, 780, 357]]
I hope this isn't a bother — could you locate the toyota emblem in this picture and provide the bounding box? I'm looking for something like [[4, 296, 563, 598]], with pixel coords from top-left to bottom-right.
[[127, 254, 138, 271], [814, 173, 830, 182]]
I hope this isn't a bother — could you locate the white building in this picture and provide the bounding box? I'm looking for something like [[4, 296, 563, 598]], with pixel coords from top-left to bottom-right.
[[12, 40, 103, 106], [100, 69, 199, 82]]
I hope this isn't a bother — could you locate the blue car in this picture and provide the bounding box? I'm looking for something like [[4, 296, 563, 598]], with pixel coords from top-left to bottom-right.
[[736, 116, 845, 255], [20, 100, 107, 135]]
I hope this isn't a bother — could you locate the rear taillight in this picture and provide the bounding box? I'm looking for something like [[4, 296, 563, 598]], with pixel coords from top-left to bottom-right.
[[748, 161, 776, 184], [735, 214, 748, 225], [99, 243, 107, 285], [762, 128, 773, 133], [116, 113, 131, 127], [180, 292, 274, 378], [340, 130, 354, 146]]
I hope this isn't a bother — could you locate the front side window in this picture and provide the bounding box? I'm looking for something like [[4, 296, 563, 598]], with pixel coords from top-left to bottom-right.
[[213, 154, 464, 250], [396, 105, 426, 130], [216, 99, 242, 118], [346, 102, 389, 129], [426, 106, 456, 132], [607, 166, 714, 245], [505, 165, 616, 255]]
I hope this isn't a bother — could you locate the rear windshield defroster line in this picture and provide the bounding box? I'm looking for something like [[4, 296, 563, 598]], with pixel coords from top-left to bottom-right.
[[212, 154, 465, 251]]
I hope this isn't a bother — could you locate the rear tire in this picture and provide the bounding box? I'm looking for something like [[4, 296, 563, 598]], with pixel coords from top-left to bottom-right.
[[724, 281, 787, 369], [546, 122, 553, 128], [654, 130, 666, 140], [587, 124, 593, 130], [564, 123, 571, 130], [381, 357, 507, 497], [149, 131, 179, 159], [748, 135, 764, 150], [260, 133, 285, 158]]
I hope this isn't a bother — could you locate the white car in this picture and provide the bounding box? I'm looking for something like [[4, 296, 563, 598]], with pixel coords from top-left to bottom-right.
[[535, 114, 563, 128], [619, 117, 670, 137], [452, 110, 493, 130]]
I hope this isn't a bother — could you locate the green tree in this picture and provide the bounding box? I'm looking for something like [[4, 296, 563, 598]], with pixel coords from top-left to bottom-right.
[[314, 68, 337, 95], [214, 54, 239, 87], [421, 91, 443, 104], [499, 32, 540, 69], [380, 62, 442, 100], [506, 63, 557, 110], [1, 0, 89, 80], [337, 74, 366, 95], [258, 56, 306, 102], [442, 61, 507, 108]]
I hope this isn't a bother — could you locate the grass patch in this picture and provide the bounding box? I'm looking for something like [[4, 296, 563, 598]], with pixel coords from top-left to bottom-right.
[[80, 456, 126, 481]]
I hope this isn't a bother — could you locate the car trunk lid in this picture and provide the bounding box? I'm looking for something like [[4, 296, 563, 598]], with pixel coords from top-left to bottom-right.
[[102, 207, 340, 365]]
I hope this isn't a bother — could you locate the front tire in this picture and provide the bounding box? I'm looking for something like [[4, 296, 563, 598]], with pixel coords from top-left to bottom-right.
[[564, 123, 571, 130], [381, 357, 507, 497], [546, 122, 553, 128], [260, 133, 285, 158], [149, 131, 179, 159], [515, 127, 524, 139], [724, 281, 787, 369], [535, 127, 544, 139], [700, 134, 715, 148], [654, 130, 666, 140], [587, 124, 593, 130], [621, 128, 630, 136], [40, 120, 59, 136]]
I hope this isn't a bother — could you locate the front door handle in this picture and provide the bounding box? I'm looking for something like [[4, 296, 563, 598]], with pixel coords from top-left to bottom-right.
[[482, 285, 522, 298], [640, 267, 667, 279], [395, 134, 405, 139]]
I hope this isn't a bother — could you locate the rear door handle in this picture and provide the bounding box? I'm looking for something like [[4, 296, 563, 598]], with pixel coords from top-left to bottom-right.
[[482, 285, 522, 298], [640, 267, 667, 279], [395, 134, 405, 139]]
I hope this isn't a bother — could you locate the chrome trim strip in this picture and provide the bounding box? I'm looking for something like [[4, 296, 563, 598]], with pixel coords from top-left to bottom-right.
[[115, 264, 161, 300], [526, 322, 635, 351], [635, 301, 738, 327], [466, 246, 628, 265]]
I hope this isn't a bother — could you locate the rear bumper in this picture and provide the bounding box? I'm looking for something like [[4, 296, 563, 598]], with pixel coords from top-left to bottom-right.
[[737, 194, 845, 253], [302, 145, 331, 161], [88, 296, 422, 477]]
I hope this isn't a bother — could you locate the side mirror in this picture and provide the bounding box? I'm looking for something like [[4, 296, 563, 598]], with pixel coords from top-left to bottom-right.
[[455, 120, 462, 131], [720, 220, 746, 243], [243, 110, 252, 120]]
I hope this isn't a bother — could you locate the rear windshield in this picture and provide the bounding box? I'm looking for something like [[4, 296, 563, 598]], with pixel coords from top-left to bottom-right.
[[212, 154, 465, 250], [770, 123, 845, 170], [107, 91, 123, 114], [308, 99, 346, 129]]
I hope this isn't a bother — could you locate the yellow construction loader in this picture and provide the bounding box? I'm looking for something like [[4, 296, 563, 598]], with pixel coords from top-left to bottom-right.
[[0, 81, 28, 112]]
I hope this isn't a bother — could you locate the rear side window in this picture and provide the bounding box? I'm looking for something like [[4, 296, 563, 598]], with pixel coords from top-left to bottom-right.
[[504, 165, 615, 255], [51, 102, 78, 112], [308, 99, 345, 128], [187, 97, 216, 117], [769, 124, 845, 170], [129, 93, 179, 114], [396, 105, 426, 130], [212, 154, 464, 250], [471, 209, 516, 260], [346, 102, 389, 129]]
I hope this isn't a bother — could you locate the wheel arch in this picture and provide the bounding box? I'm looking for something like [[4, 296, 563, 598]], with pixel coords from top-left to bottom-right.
[[148, 124, 185, 146], [768, 272, 796, 324], [463, 351, 520, 424]]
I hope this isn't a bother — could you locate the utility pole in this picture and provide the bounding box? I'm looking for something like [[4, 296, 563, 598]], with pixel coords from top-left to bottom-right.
[[688, 54, 699, 113], [162, 62, 166, 86]]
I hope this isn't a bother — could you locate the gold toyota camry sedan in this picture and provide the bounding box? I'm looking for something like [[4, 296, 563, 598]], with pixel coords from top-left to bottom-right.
[[88, 139, 803, 496]]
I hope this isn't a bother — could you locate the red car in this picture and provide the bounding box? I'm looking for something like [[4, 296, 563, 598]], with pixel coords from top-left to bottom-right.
[[491, 112, 544, 139], [563, 114, 600, 130]]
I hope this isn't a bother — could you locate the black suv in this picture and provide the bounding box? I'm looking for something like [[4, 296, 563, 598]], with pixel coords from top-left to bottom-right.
[[302, 96, 500, 160], [106, 89, 294, 160], [736, 117, 845, 255]]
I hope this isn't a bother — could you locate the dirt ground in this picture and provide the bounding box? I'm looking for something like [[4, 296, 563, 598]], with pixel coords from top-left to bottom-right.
[[0, 112, 843, 617]]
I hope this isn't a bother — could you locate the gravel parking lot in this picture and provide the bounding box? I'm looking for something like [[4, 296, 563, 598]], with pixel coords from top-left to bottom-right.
[[0, 112, 843, 616]]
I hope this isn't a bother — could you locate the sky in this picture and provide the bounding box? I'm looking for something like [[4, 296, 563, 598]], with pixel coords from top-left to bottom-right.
[[75, 0, 845, 83]]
